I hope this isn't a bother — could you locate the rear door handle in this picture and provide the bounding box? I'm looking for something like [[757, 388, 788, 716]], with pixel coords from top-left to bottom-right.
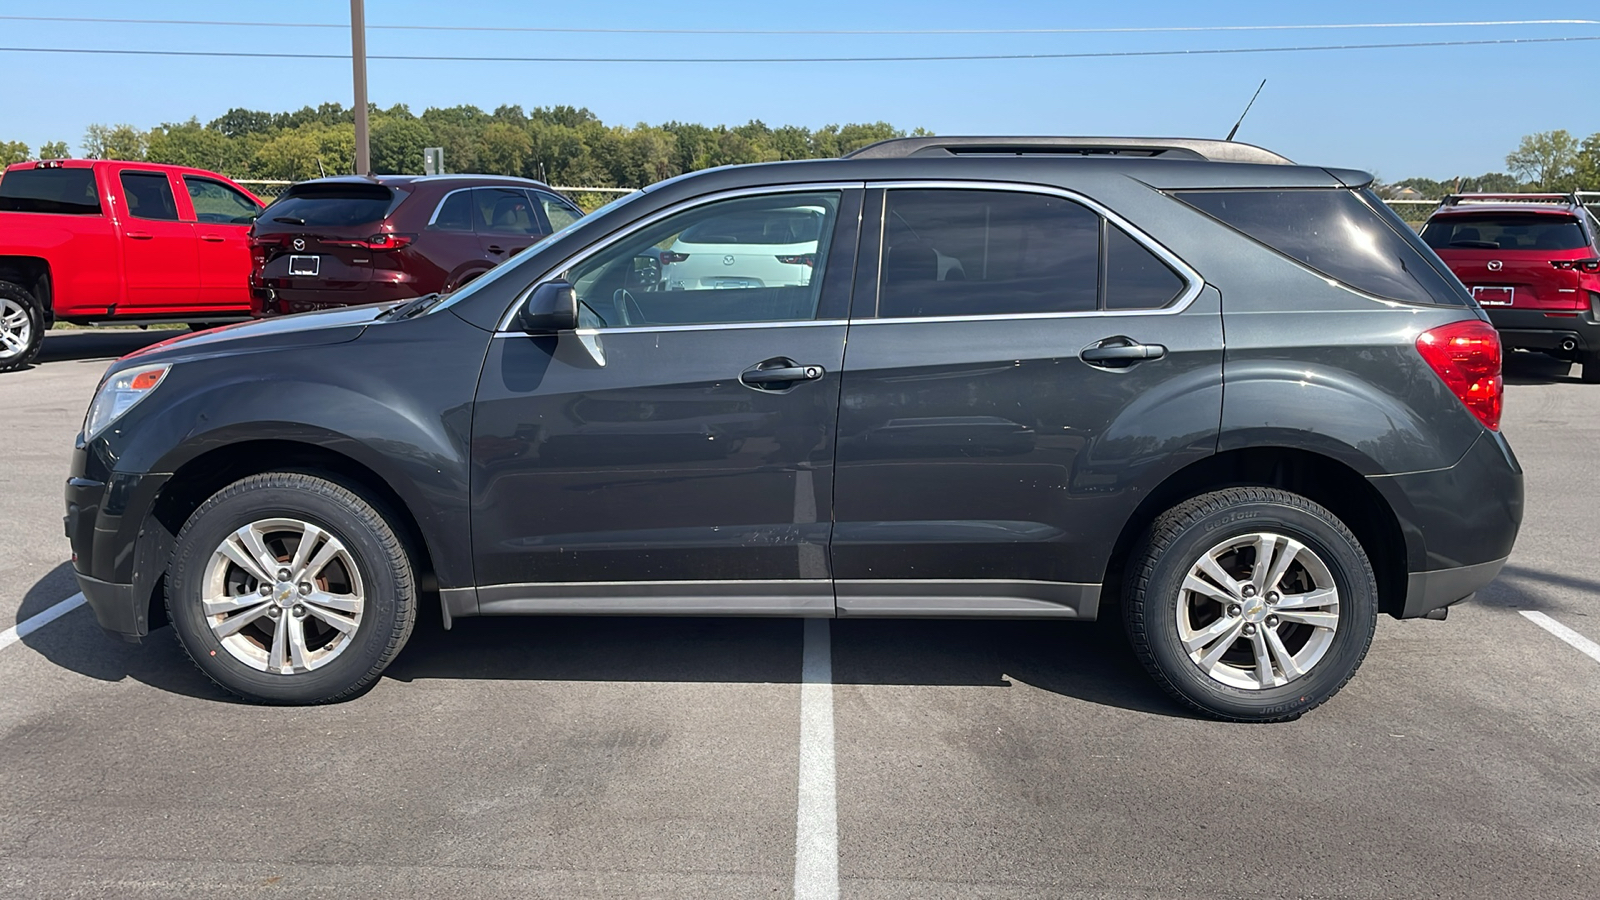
[[487, 244, 506, 254], [1080, 337, 1167, 368], [126, 231, 152, 240], [740, 359, 825, 389]]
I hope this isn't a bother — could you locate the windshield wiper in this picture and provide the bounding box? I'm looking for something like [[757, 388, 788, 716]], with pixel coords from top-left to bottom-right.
[[377, 292, 442, 321], [272, 216, 306, 225]]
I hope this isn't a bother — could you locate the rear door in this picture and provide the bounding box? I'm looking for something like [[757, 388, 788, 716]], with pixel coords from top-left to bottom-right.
[[472, 187, 546, 264], [468, 186, 861, 613], [116, 170, 198, 311], [182, 175, 261, 311], [831, 184, 1223, 618]]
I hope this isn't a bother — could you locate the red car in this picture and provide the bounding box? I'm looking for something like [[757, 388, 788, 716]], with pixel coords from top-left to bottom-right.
[[0, 159, 263, 371], [249, 175, 585, 316], [1421, 193, 1600, 383]]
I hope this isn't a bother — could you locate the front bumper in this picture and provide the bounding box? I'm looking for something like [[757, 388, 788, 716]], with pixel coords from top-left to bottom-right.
[[1486, 304, 1600, 356], [66, 454, 172, 642], [74, 572, 144, 643]]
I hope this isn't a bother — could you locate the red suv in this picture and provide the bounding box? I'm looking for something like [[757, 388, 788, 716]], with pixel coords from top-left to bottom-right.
[[1421, 193, 1600, 382], [249, 175, 585, 315]]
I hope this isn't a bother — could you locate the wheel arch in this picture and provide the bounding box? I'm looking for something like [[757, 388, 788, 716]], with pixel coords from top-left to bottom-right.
[[135, 439, 443, 633], [1103, 446, 1410, 620], [0, 256, 53, 321]]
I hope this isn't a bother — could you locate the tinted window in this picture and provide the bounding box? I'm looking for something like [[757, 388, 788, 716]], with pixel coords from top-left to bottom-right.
[[567, 191, 840, 327], [263, 183, 395, 228], [680, 209, 824, 244], [536, 191, 582, 232], [474, 187, 542, 235], [119, 172, 180, 221], [183, 176, 259, 224], [879, 189, 1099, 318], [0, 168, 101, 215], [429, 190, 475, 232], [1179, 189, 1463, 307], [1421, 214, 1588, 251], [1105, 224, 1185, 309]]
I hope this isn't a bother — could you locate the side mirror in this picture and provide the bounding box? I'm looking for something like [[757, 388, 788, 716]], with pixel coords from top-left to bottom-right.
[[518, 281, 578, 333], [626, 254, 661, 289]]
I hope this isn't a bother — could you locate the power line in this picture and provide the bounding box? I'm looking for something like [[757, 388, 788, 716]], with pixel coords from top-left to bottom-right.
[[0, 15, 1596, 36], [0, 35, 1597, 63]]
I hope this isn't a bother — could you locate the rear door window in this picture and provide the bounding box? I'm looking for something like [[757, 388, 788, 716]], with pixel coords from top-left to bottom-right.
[[1105, 224, 1186, 310], [1421, 214, 1588, 251], [263, 183, 396, 228], [119, 171, 181, 221], [1178, 188, 1466, 307], [0, 167, 102, 215]]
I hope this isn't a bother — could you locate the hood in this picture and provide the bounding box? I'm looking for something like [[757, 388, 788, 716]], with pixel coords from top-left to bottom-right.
[[117, 304, 390, 368]]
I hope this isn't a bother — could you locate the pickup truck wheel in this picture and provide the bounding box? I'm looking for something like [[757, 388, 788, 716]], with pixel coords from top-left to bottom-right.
[[0, 281, 44, 372], [1123, 487, 1378, 723], [165, 472, 417, 704]]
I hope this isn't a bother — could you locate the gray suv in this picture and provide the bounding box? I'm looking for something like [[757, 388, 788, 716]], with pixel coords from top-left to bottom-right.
[[65, 136, 1522, 721]]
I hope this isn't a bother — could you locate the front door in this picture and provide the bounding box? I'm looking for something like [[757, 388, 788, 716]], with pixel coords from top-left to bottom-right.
[[117, 170, 198, 311], [473, 187, 546, 265], [469, 187, 861, 614], [182, 175, 262, 311], [831, 185, 1224, 618]]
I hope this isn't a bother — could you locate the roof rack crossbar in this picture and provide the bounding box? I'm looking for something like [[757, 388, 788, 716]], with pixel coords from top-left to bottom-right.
[[1440, 192, 1578, 206], [844, 136, 1293, 165]]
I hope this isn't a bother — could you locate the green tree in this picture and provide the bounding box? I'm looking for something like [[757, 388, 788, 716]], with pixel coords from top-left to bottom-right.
[[1506, 130, 1579, 189], [369, 110, 432, 175], [82, 123, 149, 160], [147, 118, 238, 172], [207, 108, 275, 138], [477, 122, 532, 177], [38, 141, 69, 160], [1567, 133, 1600, 191], [0, 140, 29, 165]]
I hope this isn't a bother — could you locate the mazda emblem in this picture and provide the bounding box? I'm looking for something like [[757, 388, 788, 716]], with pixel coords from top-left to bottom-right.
[[1487, 260, 1502, 271], [292, 238, 307, 251], [723, 255, 736, 266]]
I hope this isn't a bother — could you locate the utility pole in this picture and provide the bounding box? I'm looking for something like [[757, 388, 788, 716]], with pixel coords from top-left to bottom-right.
[[351, 0, 371, 175]]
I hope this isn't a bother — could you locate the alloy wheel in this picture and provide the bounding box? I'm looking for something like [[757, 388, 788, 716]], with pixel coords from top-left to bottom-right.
[[0, 297, 32, 360]]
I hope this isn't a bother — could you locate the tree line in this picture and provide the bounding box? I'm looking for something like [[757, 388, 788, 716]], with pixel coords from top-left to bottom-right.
[[0, 103, 924, 188], [1383, 130, 1600, 198]]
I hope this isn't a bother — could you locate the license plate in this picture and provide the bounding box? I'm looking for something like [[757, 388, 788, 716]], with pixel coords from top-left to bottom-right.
[[288, 255, 320, 277], [1473, 286, 1513, 306]]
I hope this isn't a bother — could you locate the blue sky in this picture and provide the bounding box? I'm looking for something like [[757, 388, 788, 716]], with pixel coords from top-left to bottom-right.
[[2, 0, 1598, 180]]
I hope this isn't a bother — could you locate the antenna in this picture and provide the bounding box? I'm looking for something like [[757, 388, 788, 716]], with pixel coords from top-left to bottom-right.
[[1225, 79, 1267, 142]]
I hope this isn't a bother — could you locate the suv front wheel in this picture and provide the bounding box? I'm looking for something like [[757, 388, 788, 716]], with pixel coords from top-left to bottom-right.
[[1124, 487, 1378, 722], [166, 472, 417, 704]]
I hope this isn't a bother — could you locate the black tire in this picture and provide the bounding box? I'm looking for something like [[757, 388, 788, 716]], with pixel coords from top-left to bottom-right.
[[1123, 487, 1378, 723], [0, 280, 45, 373], [166, 472, 416, 704], [187, 323, 216, 332], [1580, 352, 1600, 385]]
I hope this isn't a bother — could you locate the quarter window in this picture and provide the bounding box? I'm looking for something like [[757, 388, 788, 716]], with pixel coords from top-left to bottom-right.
[[119, 172, 180, 221], [879, 189, 1100, 318], [565, 191, 841, 328], [183, 176, 259, 224]]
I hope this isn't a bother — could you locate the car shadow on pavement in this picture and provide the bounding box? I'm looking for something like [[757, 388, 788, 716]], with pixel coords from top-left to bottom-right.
[[1502, 351, 1581, 386], [15, 562, 233, 702], [18, 563, 1190, 716], [1478, 565, 1600, 614], [35, 328, 189, 365]]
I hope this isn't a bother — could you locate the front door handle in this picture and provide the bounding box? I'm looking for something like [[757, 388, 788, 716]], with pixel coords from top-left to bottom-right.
[[199, 233, 225, 243], [126, 231, 153, 240], [740, 358, 825, 389], [1080, 337, 1167, 368]]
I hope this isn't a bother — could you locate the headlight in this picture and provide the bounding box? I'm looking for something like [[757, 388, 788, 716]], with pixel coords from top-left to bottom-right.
[[84, 363, 170, 441]]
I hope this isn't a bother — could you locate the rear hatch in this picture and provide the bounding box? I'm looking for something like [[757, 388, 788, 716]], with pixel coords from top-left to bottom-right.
[[251, 182, 407, 294], [1422, 211, 1596, 310]]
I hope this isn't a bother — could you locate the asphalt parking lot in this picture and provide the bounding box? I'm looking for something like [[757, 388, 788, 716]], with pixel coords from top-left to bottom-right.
[[1, 329, 1597, 900]]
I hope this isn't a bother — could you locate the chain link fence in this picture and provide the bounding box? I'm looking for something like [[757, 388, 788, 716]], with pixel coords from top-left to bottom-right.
[[235, 180, 633, 211]]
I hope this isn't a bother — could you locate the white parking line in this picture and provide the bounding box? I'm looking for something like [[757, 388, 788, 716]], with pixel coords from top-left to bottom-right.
[[1521, 610, 1600, 665], [0, 593, 86, 653], [794, 617, 838, 900]]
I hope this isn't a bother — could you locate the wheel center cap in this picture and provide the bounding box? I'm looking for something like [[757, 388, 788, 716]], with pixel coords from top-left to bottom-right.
[[276, 583, 296, 607], [1242, 598, 1268, 623]]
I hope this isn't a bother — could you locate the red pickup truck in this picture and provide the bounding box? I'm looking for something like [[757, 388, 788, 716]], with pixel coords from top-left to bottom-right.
[[0, 159, 264, 371]]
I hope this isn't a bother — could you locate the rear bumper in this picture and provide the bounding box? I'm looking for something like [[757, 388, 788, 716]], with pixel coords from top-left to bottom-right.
[[1402, 557, 1507, 619], [1486, 304, 1600, 355]]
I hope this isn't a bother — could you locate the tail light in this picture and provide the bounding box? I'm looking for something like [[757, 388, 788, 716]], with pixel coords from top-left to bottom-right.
[[326, 233, 414, 251], [775, 253, 816, 267], [659, 251, 690, 264], [1550, 259, 1600, 271], [1416, 320, 1502, 431]]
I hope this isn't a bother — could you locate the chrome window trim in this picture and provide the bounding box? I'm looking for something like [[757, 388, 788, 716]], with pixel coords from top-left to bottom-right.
[[492, 318, 849, 339], [864, 179, 1205, 319], [494, 182, 866, 332]]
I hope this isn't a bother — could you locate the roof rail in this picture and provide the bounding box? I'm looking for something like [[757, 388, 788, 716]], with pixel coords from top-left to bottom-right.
[[1440, 192, 1578, 206], [843, 136, 1294, 165]]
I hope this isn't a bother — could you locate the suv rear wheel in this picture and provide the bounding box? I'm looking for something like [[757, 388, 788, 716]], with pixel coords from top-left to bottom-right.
[[0, 280, 44, 372], [1124, 487, 1378, 722], [166, 472, 417, 704]]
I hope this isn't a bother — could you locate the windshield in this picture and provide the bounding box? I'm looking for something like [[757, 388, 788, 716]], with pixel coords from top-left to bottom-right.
[[429, 190, 645, 316], [1421, 214, 1588, 251]]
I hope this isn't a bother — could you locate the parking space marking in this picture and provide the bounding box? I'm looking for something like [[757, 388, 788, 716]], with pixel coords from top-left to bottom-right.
[[1520, 610, 1600, 665], [794, 617, 838, 900], [0, 593, 85, 654]]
